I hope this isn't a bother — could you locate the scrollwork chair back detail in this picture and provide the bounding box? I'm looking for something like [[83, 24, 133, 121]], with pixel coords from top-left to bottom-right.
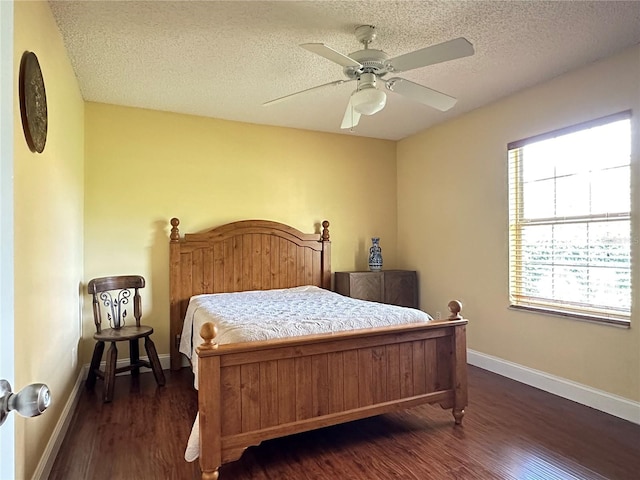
[[98, 289, 131, 329]]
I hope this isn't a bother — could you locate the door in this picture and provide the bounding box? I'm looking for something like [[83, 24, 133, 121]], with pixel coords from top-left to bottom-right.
[[0, 1, 16, 478]]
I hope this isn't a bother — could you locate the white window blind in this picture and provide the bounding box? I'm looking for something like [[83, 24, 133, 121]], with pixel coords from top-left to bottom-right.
[[508, 111, 632, 325]]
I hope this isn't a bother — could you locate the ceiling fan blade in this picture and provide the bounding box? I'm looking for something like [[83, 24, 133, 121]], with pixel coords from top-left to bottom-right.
[[341, 101, 361, 129], [386, 37, 474, 73], [301, 43, 363, 68], [263, 80, 347, 106], [386, 78, 457, 111]]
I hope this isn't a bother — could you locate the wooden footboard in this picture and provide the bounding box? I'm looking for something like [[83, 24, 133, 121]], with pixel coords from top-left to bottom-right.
[[196, 319, 468, 479]]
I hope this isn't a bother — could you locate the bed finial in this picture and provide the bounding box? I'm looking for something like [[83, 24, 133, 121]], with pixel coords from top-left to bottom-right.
[[448, 300, 463, 320], [199, 322, 219, 350], [321, 220, 330, 241], [170, 217, 180, 242]]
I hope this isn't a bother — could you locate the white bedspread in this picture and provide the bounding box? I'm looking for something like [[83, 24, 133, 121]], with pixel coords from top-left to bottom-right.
[[180, 285, 432, 461]]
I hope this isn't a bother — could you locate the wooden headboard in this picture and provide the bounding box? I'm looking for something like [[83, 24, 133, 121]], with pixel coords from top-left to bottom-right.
[[168, 217, 331, 370]]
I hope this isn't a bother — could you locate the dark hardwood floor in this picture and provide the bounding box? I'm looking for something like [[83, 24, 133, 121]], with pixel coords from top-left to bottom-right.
[[49, 365, 640, 480]]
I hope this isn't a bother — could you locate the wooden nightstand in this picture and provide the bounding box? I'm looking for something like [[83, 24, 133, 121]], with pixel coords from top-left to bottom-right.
[[334, 270, 418, 309]]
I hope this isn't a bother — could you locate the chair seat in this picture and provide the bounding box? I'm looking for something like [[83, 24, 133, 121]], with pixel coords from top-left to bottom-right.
[[94, 325, 153, 342]]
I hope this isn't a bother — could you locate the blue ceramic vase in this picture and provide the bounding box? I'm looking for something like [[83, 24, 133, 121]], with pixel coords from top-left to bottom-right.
[[368, 237, 383, 271]]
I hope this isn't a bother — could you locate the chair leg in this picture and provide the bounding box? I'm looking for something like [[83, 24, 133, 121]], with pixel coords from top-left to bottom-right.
[[129, 338, 140, 377], [86, 341, 105, 389], [104, 342, 118, 403], [144, 336, 166, 386]]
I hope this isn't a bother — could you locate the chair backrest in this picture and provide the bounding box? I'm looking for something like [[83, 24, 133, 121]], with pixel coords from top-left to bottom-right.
[[87, 275, 145, 333]]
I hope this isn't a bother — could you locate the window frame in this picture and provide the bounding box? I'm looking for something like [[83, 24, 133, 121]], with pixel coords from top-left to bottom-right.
[[507, 110, 633, 327]]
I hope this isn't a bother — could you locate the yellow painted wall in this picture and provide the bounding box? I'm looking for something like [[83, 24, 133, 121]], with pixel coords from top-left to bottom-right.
[[397, 45, 640, 401], [83, 103, 397, 363], [13, 1, 85, 478]]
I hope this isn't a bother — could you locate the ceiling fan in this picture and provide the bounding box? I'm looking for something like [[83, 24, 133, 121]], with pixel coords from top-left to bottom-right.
[[263, 25, 475, 129]]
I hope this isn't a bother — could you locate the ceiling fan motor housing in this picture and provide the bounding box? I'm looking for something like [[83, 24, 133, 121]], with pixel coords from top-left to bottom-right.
[[343, 49, 390, 79]]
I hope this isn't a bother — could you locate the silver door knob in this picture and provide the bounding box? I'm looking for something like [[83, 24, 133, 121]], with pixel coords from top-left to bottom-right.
[[0, 379, 51, 427]]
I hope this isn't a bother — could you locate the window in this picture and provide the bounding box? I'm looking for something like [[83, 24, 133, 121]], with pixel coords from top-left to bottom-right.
[[508, 111, 632, 325]]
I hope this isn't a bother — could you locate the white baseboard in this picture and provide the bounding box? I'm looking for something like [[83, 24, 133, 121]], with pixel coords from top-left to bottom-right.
[[468, 349, 640, 425], [31, 367, 85, 480], [32, 354, 170, 480]]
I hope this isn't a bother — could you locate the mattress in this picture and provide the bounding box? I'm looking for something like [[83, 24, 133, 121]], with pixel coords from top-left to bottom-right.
[[179, 285, 433, 461]]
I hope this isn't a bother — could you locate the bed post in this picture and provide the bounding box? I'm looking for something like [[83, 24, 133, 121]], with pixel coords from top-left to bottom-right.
[[198, 323, 221, 480], [169, 217, 182, 371], [452, 321, 468, 425], [321, 220, 331, 290]]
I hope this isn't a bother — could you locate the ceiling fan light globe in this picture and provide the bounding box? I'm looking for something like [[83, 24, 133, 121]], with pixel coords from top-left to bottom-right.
[[351, 88, 386, 115]]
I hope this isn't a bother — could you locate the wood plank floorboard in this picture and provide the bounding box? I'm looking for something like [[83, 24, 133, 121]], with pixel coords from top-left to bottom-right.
[[49, 365, 640, 480]]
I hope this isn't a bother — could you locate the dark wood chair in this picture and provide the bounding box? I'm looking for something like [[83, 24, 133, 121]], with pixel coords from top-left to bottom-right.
[[86, 275, 165, 402]]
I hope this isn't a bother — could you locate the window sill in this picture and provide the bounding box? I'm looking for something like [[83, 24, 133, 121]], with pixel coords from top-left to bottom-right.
[[509, 304, 631, 328]]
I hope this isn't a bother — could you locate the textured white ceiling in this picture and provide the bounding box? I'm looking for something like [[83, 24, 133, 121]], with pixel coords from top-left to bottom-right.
[[49, 1, 640, 140]]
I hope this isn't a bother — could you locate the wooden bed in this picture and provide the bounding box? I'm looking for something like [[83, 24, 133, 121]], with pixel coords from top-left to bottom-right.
[[169, 217, 468, 480]]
